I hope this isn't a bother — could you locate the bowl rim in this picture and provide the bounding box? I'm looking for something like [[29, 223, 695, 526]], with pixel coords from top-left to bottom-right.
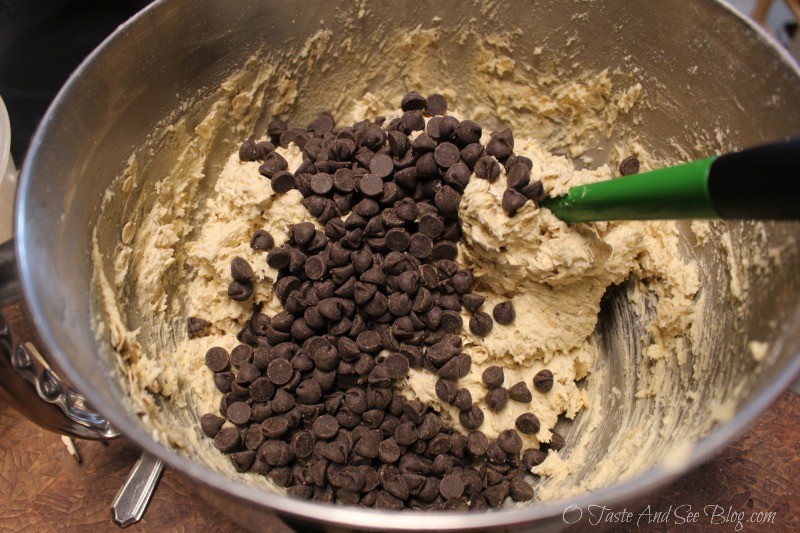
[[15, 0, 800, 529]]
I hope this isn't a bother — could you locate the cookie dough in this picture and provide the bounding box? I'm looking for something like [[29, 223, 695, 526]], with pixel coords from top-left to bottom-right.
[[90, 20, 733, 504]]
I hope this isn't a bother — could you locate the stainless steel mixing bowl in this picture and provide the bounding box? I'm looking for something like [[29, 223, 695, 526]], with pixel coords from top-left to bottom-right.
[[2, 0, 800, 530]]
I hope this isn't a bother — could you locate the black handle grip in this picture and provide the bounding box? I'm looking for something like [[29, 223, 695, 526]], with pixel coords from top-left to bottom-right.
[[708, 137, 800, 219]]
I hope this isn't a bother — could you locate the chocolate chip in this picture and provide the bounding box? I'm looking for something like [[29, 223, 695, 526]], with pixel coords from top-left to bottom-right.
[[515, 413, 541, 435], [434, 186, 461, 216], [508, 381, 532, 403], [522, 448, 547, 469], [482, 481, 510, 508], [330, 139, 356, 162], [356, 174, 382, 198], [287, 432, 314, 460], [441, 164, 470, 192], [309, 172, 333, 195], [425, 94, 448, 116], [378, 438, 402, 464], [382, 353, 410, 380], [492, 301, 515, 325], [466, 431, 489, 456], [312, 113, 335, 135], [515, 182, 545, 207], [296, 379, 323, 405], [533, 369, 554, 392], [259, 152, 288, 178], [486, 135, 513, 162], [369, 154, 394, 179], [214, 372, 234, 393], [412, 133, 437, 154], [261, 416, 289, 439], [260, 439, 294, 466], [469, 311, 493, 336], [432, 143, 459, 170], [213, 427, 240, 452], [356, 330, 382, 354], [362, 125, 387, 151], [449, 121, 481, 148], [205, 347, 229, 372], [474, 156, 501, 181], [414, 152, 438, 178], [230, 450, 256, 472], [275, 276, 301, 303], [187, 316, 210, 339], [226, 402, 251, 426], [228, 280, 253, 301], [486, 387, 509, 411], [250, 313, 271, 337], [267, 118, 287, 141], [496, 429, 523, 455], [400, 110, 425, 133], [384, 475, 411, 501], [387, 130, 410, 158], [236, 361, 261, 384], [200, 413, 225, 438], [436, 310, 460, 333], [437, 116, 458, 141], [402, 399, 427, 425], [311, 340, 339, 371], [394, 421, 418, 446], [385, 228, 411, 252], [239, 139, 259, 161], [506, 163, 531, 190], [401, 91, 427, 111], [453, 388, 472, 411], [271, 171, 295, 193], [426, 340, 458, 366], [312, 414, 340, 440], [375, 490, 404, 510], [230, 257, 254, 282], [401, 233, 431, 260], [247, 377, 274, 403], [331, 169, 354, 195], [459, 405, 484, 430], [461, 293, 485, 312], [435, 378, 458, 404], [256, 141, 276, 160], [481, 366, 504, 388], [460, 143, 484, 168], [303, 255, 327, 281], [267, 358, 293, 385], [250, 229, 275, 251], [509, 476, 534, 502], [431, 241, 458, 261], [289, 223, 313, 247], [548, 431, 565, 450], [619, 155, 640, 176], [502, 188, 528, 216]]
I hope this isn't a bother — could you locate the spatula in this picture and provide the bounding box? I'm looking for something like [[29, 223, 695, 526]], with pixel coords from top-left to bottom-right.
[[541, 138, 800, 223]]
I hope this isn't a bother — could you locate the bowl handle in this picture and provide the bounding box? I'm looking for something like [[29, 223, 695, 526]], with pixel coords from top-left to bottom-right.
[[0, 238, 119, 439]]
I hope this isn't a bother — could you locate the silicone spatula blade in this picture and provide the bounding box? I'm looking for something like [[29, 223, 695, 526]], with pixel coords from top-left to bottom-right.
[[541, 138, 800, 222]]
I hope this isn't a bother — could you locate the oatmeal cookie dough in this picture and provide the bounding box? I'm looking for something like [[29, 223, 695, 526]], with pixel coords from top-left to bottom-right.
[[92, 20, 712, 502], [399, 127, 699, 451]]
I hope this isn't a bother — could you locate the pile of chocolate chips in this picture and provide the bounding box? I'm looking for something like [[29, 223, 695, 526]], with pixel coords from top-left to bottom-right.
[[195, 93, 562, 511]]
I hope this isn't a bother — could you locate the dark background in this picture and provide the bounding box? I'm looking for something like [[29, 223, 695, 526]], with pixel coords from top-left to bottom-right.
[[0, 0, 152, 165]]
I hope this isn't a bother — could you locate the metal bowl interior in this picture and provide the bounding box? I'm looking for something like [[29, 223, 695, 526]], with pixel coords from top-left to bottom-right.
[[16, 0, 800, 530]]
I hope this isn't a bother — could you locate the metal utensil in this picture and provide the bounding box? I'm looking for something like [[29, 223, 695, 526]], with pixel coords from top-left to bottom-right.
[[110, 452, 165, 528]]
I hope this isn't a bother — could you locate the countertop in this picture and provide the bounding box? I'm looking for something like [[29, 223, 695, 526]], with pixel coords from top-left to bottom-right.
[[0, 391, 797, 532]]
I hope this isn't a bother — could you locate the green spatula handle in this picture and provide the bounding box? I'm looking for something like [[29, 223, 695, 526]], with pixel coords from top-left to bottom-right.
[[542, 138, 800, 222]]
